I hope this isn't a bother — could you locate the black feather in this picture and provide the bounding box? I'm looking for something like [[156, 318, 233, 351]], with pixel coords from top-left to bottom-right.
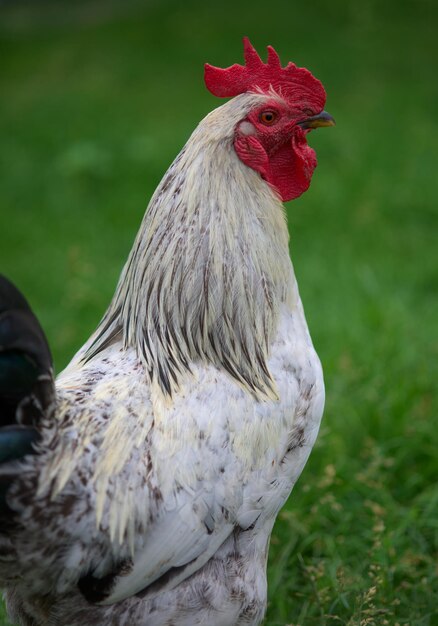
[[0, 274, 54, 442], [0, 425, 39, 464], [0, 276, 55, 514]]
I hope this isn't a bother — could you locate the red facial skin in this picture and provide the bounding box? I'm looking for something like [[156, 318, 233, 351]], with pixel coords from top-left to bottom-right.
[[234, 100, 320, 202]]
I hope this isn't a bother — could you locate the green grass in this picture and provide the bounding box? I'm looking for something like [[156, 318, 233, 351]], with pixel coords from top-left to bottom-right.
[[1, 1, 437, 624]]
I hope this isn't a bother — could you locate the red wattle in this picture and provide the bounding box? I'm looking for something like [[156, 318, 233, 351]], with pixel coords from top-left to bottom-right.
[[266, 131, 317, 201], [234, 130, 317, 202]]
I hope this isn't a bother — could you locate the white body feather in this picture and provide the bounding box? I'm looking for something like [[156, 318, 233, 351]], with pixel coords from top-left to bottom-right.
[[3, 92, 324, 626]]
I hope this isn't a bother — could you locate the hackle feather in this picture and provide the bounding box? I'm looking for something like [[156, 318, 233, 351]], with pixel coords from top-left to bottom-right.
[[86, 93, 296, 401]]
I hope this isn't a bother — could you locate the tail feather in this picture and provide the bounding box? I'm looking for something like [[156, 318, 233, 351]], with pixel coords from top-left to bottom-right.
[[0, 425, 40, 511], [0, 425, 39, 464], [0, 275, 54, 451], [0, 276, 55, 514]]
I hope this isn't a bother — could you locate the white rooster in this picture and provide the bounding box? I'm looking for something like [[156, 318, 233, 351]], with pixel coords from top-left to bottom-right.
[[0, 38, 334, 626]]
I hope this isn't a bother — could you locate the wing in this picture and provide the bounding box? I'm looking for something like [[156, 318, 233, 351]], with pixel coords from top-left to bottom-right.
[[52, 350, 249, 606], [94, 498, 235, 605]]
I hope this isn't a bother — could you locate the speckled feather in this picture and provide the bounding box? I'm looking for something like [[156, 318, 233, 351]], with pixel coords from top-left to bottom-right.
[[1, 89, 325, 625]]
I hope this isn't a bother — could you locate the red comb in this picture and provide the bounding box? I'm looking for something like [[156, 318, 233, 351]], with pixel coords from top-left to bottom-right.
[[204, 37, 326, 109]]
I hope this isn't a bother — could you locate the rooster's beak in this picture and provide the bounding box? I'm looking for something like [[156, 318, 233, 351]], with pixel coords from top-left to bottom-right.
[[297, 111, 335, 130]]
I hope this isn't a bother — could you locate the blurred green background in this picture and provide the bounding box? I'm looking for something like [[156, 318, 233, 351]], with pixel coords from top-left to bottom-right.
[[0, 0, 437, 624]]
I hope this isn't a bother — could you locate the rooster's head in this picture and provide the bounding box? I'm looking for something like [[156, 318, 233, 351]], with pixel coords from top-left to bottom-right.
[[205, 37, 334, 202]]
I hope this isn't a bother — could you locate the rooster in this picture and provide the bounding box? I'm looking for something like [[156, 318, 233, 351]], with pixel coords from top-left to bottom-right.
[[0, 38, 334, 626]]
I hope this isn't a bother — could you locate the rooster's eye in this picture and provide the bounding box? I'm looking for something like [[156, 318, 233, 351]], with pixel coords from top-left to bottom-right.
[[259, 110, 278, 125]]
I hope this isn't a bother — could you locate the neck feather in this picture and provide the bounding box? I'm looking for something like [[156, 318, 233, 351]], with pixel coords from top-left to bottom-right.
[[85, 96, 296, 399]]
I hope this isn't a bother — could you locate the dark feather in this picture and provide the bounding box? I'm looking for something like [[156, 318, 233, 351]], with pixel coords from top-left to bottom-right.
[[0, 276, 55, 515], [0, 274, 54, 446], [0, 425, 39, 464]]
